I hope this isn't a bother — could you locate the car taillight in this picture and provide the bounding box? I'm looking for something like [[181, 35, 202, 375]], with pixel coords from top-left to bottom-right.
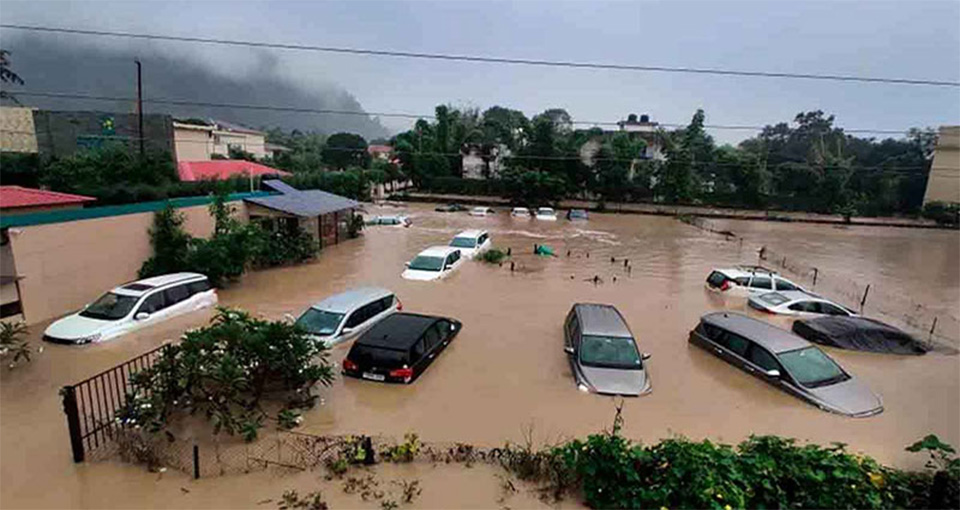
[[389, 367, 413, 382], [396, 299, 403, 311], [342, 358, 358, 371], [720, 280, 731, 291]]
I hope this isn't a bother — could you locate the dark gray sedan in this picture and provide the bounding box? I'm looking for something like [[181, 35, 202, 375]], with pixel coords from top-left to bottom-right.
[[563, 303, 652, 396], [689, 312, 882, 417]]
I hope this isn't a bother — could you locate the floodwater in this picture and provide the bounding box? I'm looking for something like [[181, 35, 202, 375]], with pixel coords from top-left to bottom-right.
[[2, 203, 958, 508]]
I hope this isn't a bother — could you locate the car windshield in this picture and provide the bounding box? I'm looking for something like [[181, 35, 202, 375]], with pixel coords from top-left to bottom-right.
[[296, 308, 345, 336], [579, 335, 642, 369], [79, 292, 139, 321], [570, 210, 587, 218], [760, 293, 790, 306], [408, 255, 445, 272], [538, 208, 555, 214], [777, 346, 849, 387], [351, 346, 408, 368], [450, 237, 477, 248]]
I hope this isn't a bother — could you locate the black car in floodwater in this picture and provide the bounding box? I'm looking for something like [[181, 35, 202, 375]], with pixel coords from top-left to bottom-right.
[[435, 203, 467, 212], [342, 312, 462, 384]]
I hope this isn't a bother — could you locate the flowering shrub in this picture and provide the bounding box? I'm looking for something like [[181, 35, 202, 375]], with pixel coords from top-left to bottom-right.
[[117, 308, 334, 441]]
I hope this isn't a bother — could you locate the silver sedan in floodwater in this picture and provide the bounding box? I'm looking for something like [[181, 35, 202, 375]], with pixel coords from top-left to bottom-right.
[[563, 303, 652, 396], [689, 312, 882, 417]]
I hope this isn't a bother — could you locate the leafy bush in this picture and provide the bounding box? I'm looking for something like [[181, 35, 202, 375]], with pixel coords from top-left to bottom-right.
[[283, 168, 372, 201], [117, 308, 335, 441], [922, 201, 960, 227], [0, 321, 33, 367], [479, 248, 508, 264], [139, 190, 318, 286]]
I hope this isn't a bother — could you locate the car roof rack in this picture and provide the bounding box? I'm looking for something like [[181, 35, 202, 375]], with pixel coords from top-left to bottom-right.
[[736, 264, 778, 275]]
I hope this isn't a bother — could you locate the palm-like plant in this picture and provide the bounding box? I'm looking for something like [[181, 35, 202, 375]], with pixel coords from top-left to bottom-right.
[[0, 321, 32, 366]]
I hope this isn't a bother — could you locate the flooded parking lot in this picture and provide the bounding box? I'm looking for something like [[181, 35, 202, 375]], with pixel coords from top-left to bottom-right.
[[2, 203, 958, 508]]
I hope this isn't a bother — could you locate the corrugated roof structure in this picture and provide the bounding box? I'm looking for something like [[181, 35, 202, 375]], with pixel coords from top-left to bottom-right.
[[0, 186, 95, 209], [245, 180, 359, 217]]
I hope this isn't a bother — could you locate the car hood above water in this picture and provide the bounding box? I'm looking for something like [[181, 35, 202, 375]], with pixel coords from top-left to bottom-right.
[[806, 377, 883, 417], [580, 365, 650, 396], [44, 313, 114, 340], [401, 269, 442, 281]]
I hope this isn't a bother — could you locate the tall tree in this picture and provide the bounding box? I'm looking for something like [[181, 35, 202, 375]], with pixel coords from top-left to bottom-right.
[[322, 132, 370, 170], [0, 49, 25, 104]]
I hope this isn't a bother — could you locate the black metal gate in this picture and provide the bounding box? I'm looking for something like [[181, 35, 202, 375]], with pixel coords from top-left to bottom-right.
[[61, 343, 169, 462]]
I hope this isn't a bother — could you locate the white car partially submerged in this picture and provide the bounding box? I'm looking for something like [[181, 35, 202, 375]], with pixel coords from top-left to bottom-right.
[[469, 206, 495, 217], [293, 287, 400, 347], [535, 207, 558, 221], [43, 273, 217, 344], [449, 229, 492, 259], [401, 246, 464, 281], [749, 290, 856, 317], [367, 215, 411, 227], [705, 266, 804, 297], [511, 207, 531, 217]]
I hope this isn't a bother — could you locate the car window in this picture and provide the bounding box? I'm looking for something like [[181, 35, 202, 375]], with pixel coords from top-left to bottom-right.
[[735, 277, 751, 286], [164, 284, 190, 306], [380, 295, 395, 312], [819, 303, 849, 316], [716, 330, 750, 357], [579, 335, 642, 369], [777, 346, 848, 387], [79, 292, 139, 321], [422, 324, 442, 350], [567, 314, 580, 345], [749, 276, 772, 289], [775, 278, 798, 291], [707, 271, 727, 288], [137, 292, 166, 314], [435, 320, 452, 341], [789, 301, 816, 312], [411, 339, 426, 360], [296, 309, 345, 336], [187, 279, 212, 295], [747, 343, 780, 371], [350, 345, 407, 368]]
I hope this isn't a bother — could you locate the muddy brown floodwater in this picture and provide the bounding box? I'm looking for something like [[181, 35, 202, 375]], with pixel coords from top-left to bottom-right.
[[2, 203, 958, 509]]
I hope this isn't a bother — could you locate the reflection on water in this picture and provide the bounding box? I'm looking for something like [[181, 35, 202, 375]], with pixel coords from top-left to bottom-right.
[[2, 203, 958, 508]]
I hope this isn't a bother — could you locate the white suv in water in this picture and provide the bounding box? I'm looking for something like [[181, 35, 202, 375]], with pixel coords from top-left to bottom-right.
[[402, 246, 464, 281], [43, 273, 217, 344], [705, 266, 804, 297], [449, 230, 492, 259]]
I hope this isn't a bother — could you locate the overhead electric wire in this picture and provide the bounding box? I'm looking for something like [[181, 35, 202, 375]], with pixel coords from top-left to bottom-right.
[[0, 128, 938, 175], [2, 24, 958, 88], [12, 91, 923, 136]]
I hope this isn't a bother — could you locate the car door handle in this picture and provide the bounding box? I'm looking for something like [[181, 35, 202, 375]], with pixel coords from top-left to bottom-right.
[[714, 348, 723, 355]]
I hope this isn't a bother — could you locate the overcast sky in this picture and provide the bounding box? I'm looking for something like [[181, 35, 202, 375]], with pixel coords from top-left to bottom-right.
[[3, 0, 959, 143]]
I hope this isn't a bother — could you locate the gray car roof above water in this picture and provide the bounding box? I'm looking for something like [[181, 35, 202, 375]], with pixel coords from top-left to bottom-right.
[[701, 311, 809, 353], [310, 287, 393, 314], [574, 303, 633, 338]]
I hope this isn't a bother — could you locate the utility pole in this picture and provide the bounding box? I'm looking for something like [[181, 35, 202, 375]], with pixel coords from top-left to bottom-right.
[[135, 59, 144, 158]]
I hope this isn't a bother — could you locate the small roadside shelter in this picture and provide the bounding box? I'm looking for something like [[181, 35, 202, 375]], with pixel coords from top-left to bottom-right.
[[244, 180, 361, 248]]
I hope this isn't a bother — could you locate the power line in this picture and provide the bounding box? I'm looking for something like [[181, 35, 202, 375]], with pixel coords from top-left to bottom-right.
[[2, 24, 958, 88], [0, 128, 936, 174], [13, 91, 920, 136]]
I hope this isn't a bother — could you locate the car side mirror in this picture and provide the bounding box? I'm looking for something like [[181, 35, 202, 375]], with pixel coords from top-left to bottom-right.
[[564, 346, 575, 355], [135, 312, 150, 321], [641, 352, 652, 361], [404, 262, 410, 268], [765, 369, 781, 378], [341, 327, 354, 335]]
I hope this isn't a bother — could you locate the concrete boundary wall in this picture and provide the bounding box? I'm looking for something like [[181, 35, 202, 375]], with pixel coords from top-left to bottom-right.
[[7, 201, 244, 325]]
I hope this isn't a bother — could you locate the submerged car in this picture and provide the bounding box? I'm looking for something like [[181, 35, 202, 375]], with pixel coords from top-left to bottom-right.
[[563, 303, 652, 396], [566, 209, 589, 221], [293, 287, 400, 347], [535, 207, 558, 221], [511, 207, 531, 217], [705, 266, 804, 297], [43, 273, 217, 344], [792, 316, 928, 355], [367, 215, 411, 227], [401, 246, 464, 281], [689, 312, 882, 417], [469, 206, 495, 217], [449, 229, 492, 259], [435, 203, 467, 212], [342, 312, 462, 384], [748, 290, 855, 317]]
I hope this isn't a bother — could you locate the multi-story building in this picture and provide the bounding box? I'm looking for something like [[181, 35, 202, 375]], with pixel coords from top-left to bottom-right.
[[923, 126, 960, 206]]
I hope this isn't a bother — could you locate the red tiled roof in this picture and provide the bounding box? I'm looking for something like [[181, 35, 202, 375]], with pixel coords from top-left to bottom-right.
[[0, 186, 96, 209], [367, 145, 393, 154], [177, 160, 291, 182]]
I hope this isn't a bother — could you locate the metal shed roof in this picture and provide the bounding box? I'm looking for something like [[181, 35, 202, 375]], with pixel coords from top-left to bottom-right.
[[244, 183, 359, 217]]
